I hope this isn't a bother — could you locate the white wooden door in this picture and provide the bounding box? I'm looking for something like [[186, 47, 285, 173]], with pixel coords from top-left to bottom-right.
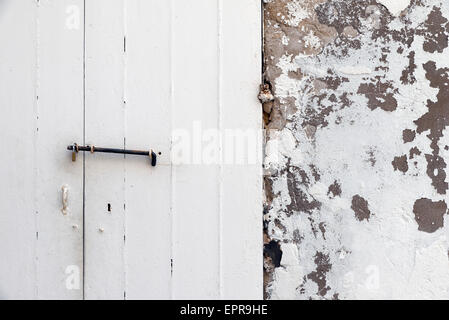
[[0, 0, 261, 300]]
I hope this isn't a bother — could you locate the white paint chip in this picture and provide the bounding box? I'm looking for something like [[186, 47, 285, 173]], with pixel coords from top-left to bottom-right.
[[284, 0, 309, 27], [303, 30, 321, 50], [377, 0, 411, 16]]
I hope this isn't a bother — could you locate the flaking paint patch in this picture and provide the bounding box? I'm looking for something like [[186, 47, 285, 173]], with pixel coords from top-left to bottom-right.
[[413, 198, 447, 233], [284, 0, 310, 27], [264, 0, 449, 300], [378, 0, 412, 16], [392, 155, 409, 173], [351, 195, 372, 221]]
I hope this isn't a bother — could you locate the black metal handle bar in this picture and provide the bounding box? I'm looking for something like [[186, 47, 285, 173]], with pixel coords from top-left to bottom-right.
[[67, 143, 157, 167]]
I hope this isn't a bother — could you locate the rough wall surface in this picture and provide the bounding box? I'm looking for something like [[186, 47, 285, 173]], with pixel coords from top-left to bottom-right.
[[263, 0, 449, 299]]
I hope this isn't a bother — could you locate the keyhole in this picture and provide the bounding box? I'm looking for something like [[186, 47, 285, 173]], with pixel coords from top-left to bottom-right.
[[107, 203, 111, 212]]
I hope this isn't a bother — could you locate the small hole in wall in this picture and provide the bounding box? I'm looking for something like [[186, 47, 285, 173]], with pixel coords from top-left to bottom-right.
[[158, 152, 162, 155], [107, 203, 111, 212]]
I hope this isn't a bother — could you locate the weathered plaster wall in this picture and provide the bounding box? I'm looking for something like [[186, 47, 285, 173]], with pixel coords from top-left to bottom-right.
[[263, 0, 449, 299]]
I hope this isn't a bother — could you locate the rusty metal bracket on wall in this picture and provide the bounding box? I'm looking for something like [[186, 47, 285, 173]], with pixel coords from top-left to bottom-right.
[[67, 143, 157, 167]]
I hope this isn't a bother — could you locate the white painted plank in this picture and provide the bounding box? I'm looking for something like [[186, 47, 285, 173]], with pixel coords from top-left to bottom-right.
[[171, 0, 221, 299], [124, 0, 172, 299], [36, 0, 85, 299], [220, 0, 263, 299], [84, 0, 126, 299], [0, 0, 37, 299]]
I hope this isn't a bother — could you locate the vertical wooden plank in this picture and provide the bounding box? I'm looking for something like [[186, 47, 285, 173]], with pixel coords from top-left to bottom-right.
[[171, 0, 221, 299], [124, 0, 172, 299], [0, 0, 37, 299], [36, 0, 85, 299], [220, 0, 263, 299], [84, 0, 125, 299]]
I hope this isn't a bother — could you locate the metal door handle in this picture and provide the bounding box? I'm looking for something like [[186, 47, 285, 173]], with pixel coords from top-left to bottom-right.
[[67, 143, 157, 166]]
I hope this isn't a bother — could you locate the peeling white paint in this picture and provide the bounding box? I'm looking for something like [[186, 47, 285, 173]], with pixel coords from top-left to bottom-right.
[[265, 0, 449, 300], [378, 0, 412, 16], [284, 0, 310, 27], [303, 30, 321, 50]]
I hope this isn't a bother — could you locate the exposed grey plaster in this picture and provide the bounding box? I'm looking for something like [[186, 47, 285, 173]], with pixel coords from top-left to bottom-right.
[[263, 0, 449, 299]]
